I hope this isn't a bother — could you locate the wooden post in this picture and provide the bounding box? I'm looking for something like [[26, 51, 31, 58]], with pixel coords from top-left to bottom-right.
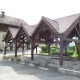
[[26, 45, 28, 49], [47, 44, 50, 54], [15, 40, 17, 57], [22, 35, 24, 55], [78, 21, 80, 60], [65, 47, 67, 56], [31, 39, 34, 60], [10, 45, 13, 51], [3, 42, 6, 55], [4, 46, 6, 55], [60, 34, 63, 65], [75, 42, 79, 60], [22, 47, 24, 55], [36, 46, 37, 54]]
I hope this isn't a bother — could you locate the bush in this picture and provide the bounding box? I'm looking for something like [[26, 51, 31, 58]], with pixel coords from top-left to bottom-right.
[[39, 44, 56, 54], [66, 45, 78, 58], [50, 46, 56, 51], [40, 44, 48, 53], [50, 50, 60, 55], [68, 46, 75, 51], [67, 50, 74, 56]]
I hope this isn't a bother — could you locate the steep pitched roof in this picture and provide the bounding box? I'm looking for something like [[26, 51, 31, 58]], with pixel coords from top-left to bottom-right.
[[42, 17, 59, 32], [9, 27, 18, 38], [22, 24, 37, 36], [4, 27, 18, 41], [55, 13, 80, 33], [0, 14, 27, 27], [42, 13, 80, 34]]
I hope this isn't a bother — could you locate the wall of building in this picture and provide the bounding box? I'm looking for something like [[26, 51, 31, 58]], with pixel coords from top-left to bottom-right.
[[0, 32, 6, 43], [0, 32, 6, 50]]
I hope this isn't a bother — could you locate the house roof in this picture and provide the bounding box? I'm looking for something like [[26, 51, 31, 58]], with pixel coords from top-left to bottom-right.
[[15, 24, 37, 39], [4, 27, 18, 41], [22, 24, 37, 36], [43, 13, 80, 34], [0, 14, 27, 27], [9, 27, 19, 38]]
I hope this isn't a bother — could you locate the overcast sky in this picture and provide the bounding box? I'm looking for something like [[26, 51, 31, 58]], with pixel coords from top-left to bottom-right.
[[0, 0, 80, 25]]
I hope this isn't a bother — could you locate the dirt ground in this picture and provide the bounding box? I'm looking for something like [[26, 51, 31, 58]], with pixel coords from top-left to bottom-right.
[[0, 58, 80, 80]]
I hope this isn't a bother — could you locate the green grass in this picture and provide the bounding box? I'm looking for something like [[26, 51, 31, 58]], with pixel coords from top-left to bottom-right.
[[38, 52, 49, 55]]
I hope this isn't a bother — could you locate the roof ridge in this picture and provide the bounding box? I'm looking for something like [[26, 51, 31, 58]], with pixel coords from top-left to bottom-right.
[[54, 13, 80, 33], [42, 16, 59, 33], [0, 14, 27, 27], [55, 13, 80, 21]]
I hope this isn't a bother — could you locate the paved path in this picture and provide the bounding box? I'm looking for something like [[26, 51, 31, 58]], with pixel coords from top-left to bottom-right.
[[0, 59, 80, 80], [0, 47, 40, 56]]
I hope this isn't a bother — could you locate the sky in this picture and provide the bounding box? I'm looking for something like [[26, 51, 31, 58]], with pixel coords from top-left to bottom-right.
[[0, 0, 80, 25]]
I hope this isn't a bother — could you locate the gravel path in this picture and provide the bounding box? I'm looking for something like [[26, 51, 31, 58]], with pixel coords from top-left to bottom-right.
[[0, 59, 80, 80]]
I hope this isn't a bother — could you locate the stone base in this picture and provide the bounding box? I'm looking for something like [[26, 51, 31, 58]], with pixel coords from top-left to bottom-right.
[[14, 57, 18, 62], [73, 61, 80, 70], [58, 68, 80, 77], [20, 55, 27, 62], [48, 64, 59, 69]]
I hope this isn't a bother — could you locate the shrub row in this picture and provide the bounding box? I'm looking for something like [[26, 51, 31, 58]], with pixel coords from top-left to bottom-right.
[[39, 44, 78, 57]]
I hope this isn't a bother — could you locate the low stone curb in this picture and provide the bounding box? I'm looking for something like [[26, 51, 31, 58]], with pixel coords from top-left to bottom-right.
[[58, 68, 80, 77]]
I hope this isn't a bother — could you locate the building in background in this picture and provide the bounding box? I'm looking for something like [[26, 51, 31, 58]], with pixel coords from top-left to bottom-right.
[[0, 11, 27, 50]]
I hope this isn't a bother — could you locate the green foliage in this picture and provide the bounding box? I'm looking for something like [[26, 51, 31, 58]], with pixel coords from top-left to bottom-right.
[[66, 45, 78, 58], [50, 46, 56, 51], [39, 44, 78, 58], [68, 46, 75, 51], [50, 50, 60, 55], [40, 44, 48, 53], [39, 44, 56, 54], [67, 50, 74, 56]]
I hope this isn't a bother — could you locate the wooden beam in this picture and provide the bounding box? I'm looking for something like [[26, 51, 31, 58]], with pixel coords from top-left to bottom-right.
[[75, 42, 80, 60], [6, 43, 12, 48], [75, 26, 80, 38], [60, 34, 63, 65], [63, 41, 70, 50], [36, 47, 37, 54], [31, 39, 34, 60], [15, 40, 17, 57], [78, 21, 80, 60], [64, 38, 80, 42], [47, 44, 50, 55], [22, 35, 25, 55], [64, 18, 79, 37], [4, 47, 6, 55]]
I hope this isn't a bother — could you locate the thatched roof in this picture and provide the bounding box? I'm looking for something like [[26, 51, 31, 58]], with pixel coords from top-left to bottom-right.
[[0, 14, 27, 27]]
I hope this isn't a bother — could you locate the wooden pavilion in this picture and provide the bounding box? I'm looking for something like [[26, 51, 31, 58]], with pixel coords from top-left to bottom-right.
[[4, 24, 37, 58], [31, 13, 80, 65], [4, 13, 80, 65], [4, 27, 18, 57], [15, 24, 37, 57]]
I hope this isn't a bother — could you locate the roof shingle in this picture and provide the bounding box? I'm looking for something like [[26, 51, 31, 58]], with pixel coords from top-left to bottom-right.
[[43, 13, 80, 34], [9, 27, 18, 38], [0, 14, 27, 27]]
